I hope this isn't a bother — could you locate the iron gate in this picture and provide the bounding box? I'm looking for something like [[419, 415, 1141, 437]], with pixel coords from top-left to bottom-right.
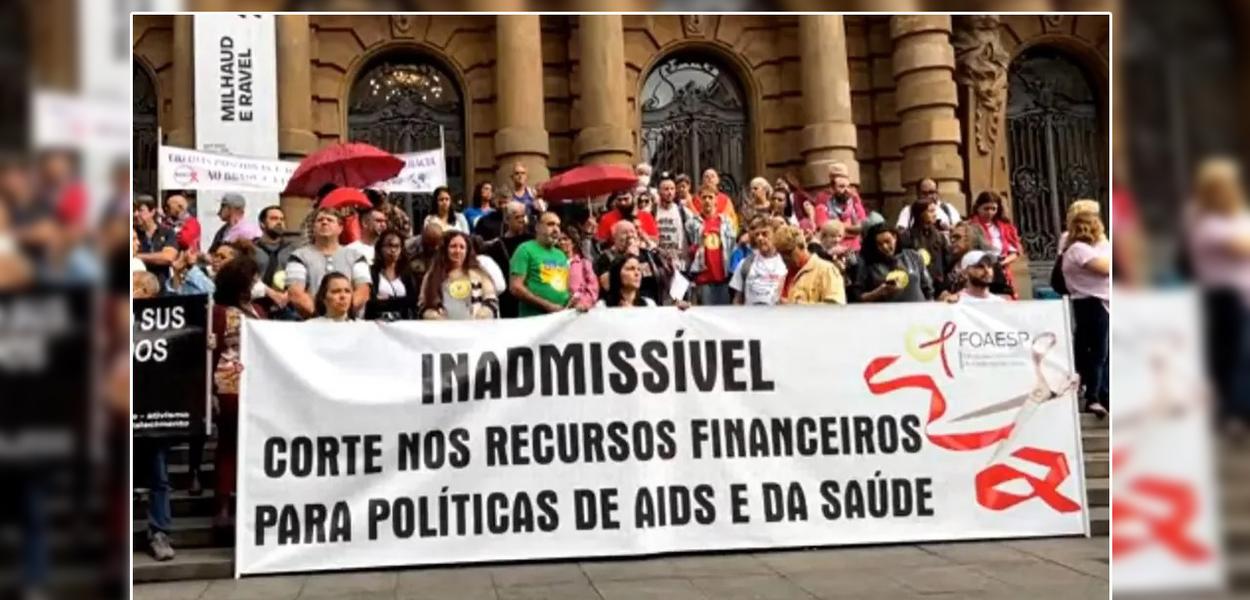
[[1006, 48, 1106, 284], [133, 63, 159, 199], [348, 60, 464, 228], [641, 55, 747, 200]]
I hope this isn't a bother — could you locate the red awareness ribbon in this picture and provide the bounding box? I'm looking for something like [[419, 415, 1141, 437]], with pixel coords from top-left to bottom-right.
[[1112, 449, 1210, 562], [863, 329, 1078, 513], [975, 447, 1081, 513], [863, 355, 1014, 451], [918, 321, 957, 378]]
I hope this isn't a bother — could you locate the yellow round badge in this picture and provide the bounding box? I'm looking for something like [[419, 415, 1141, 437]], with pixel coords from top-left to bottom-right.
[[703, 233, 722, 250], [448, 277, 472, 300], [886, 269, 909, 289], [919, 248, 931, 267]]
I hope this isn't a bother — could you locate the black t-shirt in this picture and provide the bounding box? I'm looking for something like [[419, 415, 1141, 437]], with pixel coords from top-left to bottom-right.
[[136, 225, 177, 286], [475, 211, 505, 243], [594, 248, 664, 305], [485, 233, 534, 319]]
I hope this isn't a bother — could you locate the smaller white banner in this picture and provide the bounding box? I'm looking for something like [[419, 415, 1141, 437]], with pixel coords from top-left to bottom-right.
[[374, 148, 448, 193], [32, 91, 130, 154], [160, 146, 298, 193]]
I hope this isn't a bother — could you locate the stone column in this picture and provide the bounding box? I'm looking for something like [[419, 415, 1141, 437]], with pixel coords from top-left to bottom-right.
[[275, 15, 319, 231], [166, 15, 196, 149], [953, 16, 1010, 211], [890, 15, 966, 211], [276, 15, 318, 159], [797, 15, 859, 188], [870, 17, 906, 219], [494, 15, 551, 185], [575, 15, 633, 166], [846, 17, 877, 208]]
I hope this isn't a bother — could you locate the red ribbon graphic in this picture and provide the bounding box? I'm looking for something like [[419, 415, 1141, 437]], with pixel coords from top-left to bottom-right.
[[864, 326, 1078, 513], [863, 355, 1014, 451], [975, 447, 1081, 513], [1112, 449, 1210, 563]]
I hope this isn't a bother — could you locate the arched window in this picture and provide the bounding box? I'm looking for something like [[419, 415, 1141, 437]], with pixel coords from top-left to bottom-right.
[[348, 56, 464, 226], [640, 53, 748, 200], [1006, 46, 1106, 279], [133, 62, 159, 199]]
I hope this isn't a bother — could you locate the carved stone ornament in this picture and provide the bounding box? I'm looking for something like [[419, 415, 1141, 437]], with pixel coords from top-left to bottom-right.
[[391, 15, 412, 37], [682, 15, 704, 36], [1042, 15, 1065, 31], [953, 15, 1010, 155]]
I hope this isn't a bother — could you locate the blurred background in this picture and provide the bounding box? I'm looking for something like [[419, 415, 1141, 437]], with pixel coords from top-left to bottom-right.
[[0, 0, 1243, 597]]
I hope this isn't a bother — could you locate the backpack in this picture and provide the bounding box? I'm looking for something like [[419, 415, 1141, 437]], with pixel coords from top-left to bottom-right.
[[1050, 248, 1069, 296]]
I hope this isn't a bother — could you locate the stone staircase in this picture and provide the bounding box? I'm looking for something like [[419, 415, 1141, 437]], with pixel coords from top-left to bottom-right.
[[132, 412, 1111, 582]]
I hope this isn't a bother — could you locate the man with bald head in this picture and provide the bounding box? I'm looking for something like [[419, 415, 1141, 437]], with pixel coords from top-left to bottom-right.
[[483, 201, 535, 318], [593, 218, 667, 305], [896, 177, 962, 231]]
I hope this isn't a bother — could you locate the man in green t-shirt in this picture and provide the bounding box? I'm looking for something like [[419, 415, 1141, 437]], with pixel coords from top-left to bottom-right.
[[509, 211, 571, 317]]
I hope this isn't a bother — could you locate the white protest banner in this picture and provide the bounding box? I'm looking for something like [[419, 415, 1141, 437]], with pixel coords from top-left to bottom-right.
[[160, 146, 298, 193], [373, 148, 448, 193], [194, 13, 279, 249], [237, 302, 1088, 576], [1112, 289, 1225, 593]]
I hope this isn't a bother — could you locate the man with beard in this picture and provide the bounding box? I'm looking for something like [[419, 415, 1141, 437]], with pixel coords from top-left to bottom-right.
[[790, 162, 867, 251], [596, 189, 659, 244], [484, 201, 535, 318], [253, 206, 296, 318], [945, 221, 1014, 298], [945, 250, 1005, 303]]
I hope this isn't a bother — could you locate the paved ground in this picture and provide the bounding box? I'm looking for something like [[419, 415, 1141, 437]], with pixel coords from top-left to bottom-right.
[[133, 537, 1107, 600]]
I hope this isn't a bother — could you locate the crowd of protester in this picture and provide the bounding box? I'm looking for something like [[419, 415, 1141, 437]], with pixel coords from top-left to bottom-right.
[[129, 158, 1120, 561]]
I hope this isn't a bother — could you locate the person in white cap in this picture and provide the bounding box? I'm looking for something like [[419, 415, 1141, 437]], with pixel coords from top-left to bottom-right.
[[945, 250, 1005, 304]]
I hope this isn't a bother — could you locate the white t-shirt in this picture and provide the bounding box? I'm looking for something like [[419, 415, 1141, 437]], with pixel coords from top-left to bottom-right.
[[131, 257, 147, 273], [1187, 211, 1250, 309], [955, 290, 1005, 304], [1062, 239, 1111, 309], [729, 252, 787, 305], [377, 275, 407, 300], [653, 202, 686, 268], [476, 254, 506, 293], [346, 240, 376, 266]]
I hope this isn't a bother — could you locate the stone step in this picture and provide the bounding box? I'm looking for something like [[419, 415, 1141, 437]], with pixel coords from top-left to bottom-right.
[[1081, 430, 1109, 453], [133, 547, 233, 583], [1085, 478, 1108, 507], [1080, 412, 1108, 430], [134, 489, 217, 519], [133, 516, 225, 550], [1083, 452, 1109, 479], [167, 442, 218, 466], [1089, 506, 1109, 536]]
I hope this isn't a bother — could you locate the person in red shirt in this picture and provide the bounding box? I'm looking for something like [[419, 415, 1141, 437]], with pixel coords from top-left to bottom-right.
[[596, 189, 659, 244], [686, 185, 737, 305], [687, 168, 740, 236], [788, 162, 867, 250]]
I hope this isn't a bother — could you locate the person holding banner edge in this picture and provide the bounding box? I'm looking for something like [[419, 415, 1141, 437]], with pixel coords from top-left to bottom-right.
[[509, 211, 571, 316]]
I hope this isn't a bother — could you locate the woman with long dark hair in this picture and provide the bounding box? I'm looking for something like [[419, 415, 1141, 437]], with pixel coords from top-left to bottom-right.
[[423, 186, 470, 234], [857, 222, 932, 303], [311, 272, 355, 322], [209, 256, 264, 532], [419, 230, 499, 320], [598, 255, 657, 308], [899, 198, 950, 292], [365, 230, 420, 321], [1060, 211, 1111, 416], [464, 181, 494, 231], [970, 191, 1021, 297]]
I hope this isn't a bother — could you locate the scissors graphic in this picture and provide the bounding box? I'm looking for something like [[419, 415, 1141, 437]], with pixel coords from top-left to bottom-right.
[[947, 332, 1079, 462]]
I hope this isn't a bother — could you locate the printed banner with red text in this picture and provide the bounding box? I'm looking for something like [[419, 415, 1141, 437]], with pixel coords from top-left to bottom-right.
[[237, 302, 1089, 576]]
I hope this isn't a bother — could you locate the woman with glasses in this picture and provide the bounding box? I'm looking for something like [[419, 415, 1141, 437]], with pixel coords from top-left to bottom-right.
[[365, 230, 420, 321]]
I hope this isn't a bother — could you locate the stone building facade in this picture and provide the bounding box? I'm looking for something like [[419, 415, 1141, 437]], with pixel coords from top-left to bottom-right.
[[132, 13, 1110, 294]]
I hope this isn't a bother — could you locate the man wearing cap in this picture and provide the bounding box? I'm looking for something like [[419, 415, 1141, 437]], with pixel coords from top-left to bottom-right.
[[596, 189, 659, 244], [209, 192, 262, 253], [945, 250, 1005, 304]]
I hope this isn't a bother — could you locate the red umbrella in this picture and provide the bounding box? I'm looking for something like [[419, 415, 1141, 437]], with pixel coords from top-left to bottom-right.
[[539, 164, 638, 202], [284, 142, 404, 196], [317, 188, 373, 244]]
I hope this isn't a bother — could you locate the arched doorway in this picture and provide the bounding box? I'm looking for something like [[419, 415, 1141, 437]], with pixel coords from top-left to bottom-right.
[[133, 62, 159, 199], [1006, 46, 1106, 281], [640, 52, 748, 200], [347, 55, 465, 229]]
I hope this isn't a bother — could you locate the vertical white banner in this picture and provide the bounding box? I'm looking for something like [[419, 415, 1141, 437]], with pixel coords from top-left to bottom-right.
[[193, 13, 279, 249]]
